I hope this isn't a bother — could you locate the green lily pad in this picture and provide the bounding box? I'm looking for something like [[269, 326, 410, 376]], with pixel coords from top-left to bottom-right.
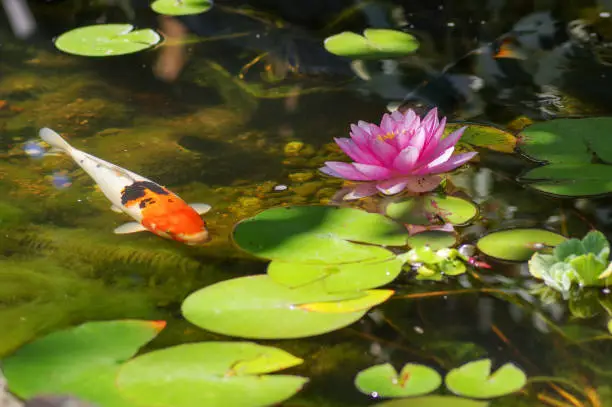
[[445, 359, 527, 399], [446, 123, 517, 153], [324, 29, 419, 59], [54, 24, 161, 57], [232, 205, 407, 264], [371, 396, 489, 407], [116, 342, 307, 407], [181, 275, 388, 339], [151, 0, 213, 16], [407, 231, 457, 250], [2, 320, 165, 407], [517, 117, 612, 164], [476, 228, 566, 261], [267, 256, 403, 292], [355, 363, 442, 397], [519, 164, 612, 197], [386, 195, 478, 226], [299, 289, 394, 313]]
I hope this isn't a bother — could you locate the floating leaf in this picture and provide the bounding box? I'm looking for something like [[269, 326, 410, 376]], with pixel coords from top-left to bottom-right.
[[182, 275, 378, 339], [519, 164, 612, 197], [371, 396, 489, 407], [116, 342, 307, 407], [54, 24, 161, 57], [151, 0, 212, 15], [446, 123, 517, 153], [232, 205, 407, 264], [386, 195, 478, 226], [445, 359, 527, 399], [324, 29, 419, 59], [517, 117, 612, 164], [299, 289, 393, 313], [3, 320, 164, 407], [267, 257, 402, 292], [608, 320, 612, 334], [407, 231, 457, 250], [355, 363, 442, 397], [477, 228, 566, 261]]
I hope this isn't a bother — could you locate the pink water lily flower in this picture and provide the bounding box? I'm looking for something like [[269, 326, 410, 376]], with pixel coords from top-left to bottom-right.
[[320, 108, 477, 200]]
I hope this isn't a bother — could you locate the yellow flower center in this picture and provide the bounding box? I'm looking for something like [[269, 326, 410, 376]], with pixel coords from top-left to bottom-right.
[[377, 132, 396, 142]]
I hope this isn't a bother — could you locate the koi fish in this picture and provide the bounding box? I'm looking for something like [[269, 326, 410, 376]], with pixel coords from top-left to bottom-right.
[[39, 127, 212, 245]]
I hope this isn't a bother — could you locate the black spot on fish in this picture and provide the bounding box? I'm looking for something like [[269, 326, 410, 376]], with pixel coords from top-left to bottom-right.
[[121, 181, 169, 205], [139, 197, 155, 209]]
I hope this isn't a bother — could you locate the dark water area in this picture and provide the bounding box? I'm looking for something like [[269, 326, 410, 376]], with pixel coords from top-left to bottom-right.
[[2, 1, 612, 406]]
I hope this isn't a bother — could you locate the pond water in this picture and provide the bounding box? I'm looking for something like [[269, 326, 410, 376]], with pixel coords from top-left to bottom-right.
[[2, 1, 612, 406]]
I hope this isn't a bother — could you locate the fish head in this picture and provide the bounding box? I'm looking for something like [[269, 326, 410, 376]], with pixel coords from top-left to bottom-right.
[[149, 209, 211, 245]]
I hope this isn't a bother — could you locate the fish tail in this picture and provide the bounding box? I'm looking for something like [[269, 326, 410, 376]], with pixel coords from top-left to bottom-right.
[[39, 128, 73, 152]]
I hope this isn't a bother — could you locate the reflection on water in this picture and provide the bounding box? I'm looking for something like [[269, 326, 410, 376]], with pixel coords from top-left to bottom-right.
[[2, 1, 612, 406]]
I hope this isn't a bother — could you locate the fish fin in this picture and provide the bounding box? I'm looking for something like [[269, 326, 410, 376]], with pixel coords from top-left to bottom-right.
[[190, 203, 212, 215], [114, 222, 147, 234], [39, 128, 73, 152], [110, 205, 123, 213]]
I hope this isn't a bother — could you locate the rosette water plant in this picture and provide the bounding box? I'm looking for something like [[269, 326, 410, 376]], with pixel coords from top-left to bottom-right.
[[528, 230, 612, 296], [320, 108, 478, 200]]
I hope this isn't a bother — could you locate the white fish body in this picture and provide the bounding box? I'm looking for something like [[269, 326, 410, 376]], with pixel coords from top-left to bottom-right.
[[40, 127, 153, 222]]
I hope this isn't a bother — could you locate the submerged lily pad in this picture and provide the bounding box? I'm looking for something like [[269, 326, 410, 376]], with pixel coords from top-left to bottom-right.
[[477, 228, 566, 261], [324, 29, 419, 59], [182, 275, 392, 339], [407, 231, 458, 250], [3, 320, 164, 407], [386, 195, 478, 226], [54, 24, 161, 57], [151, 0, 213, 16], [519, 164, 612, 197], [355, 363, 442, 398], [372, 396, 489, 407], [446, 123, 517, 153], [232, 205, 407, 264], [518, 117, 612, 164], [267, 257, 403, 292], [116, 342, 307, 407], [445, 359, 527, 399]]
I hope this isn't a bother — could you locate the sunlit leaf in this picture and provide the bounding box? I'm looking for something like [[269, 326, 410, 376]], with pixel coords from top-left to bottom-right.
[[267, 257, 402, 292], [232, 205, 407, 264], [324, 29, 419, 59], [386, 195, 478, 226], [445, 359, 527, 399], [116, 342, 307, 407], [354, 363, 442, 397], [477, 228, 566, 261], [608, 319, 612, 334], [517, 117, 612, 164], [182, 275, 376, 339], [299, 289, 393, 313], [54, 24, 161, 57], [3, 320, 164, 407], [519, 164, 612, 197], [371, 396, 489, 407], [151, 0, 212, 15], [446, 123, 517, 153], [407, 231, 457, 250]]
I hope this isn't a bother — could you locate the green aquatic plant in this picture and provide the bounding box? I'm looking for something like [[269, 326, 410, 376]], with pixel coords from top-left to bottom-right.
[[517, 117, 612, 197], [528, 230, 612, 295], [385, 194, 478, 226], [151, 0, 213, 16], [476, 228, 567, 262], [353, 358, 526, 403], [400, 247, 469, 281], [116, 342, 307, 407], [181, 274, 393, 339], [54, 24, 162, 57], [324, 29, 419, 59], [232, 205, 407, 264], [2, 320, 309, 407]]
